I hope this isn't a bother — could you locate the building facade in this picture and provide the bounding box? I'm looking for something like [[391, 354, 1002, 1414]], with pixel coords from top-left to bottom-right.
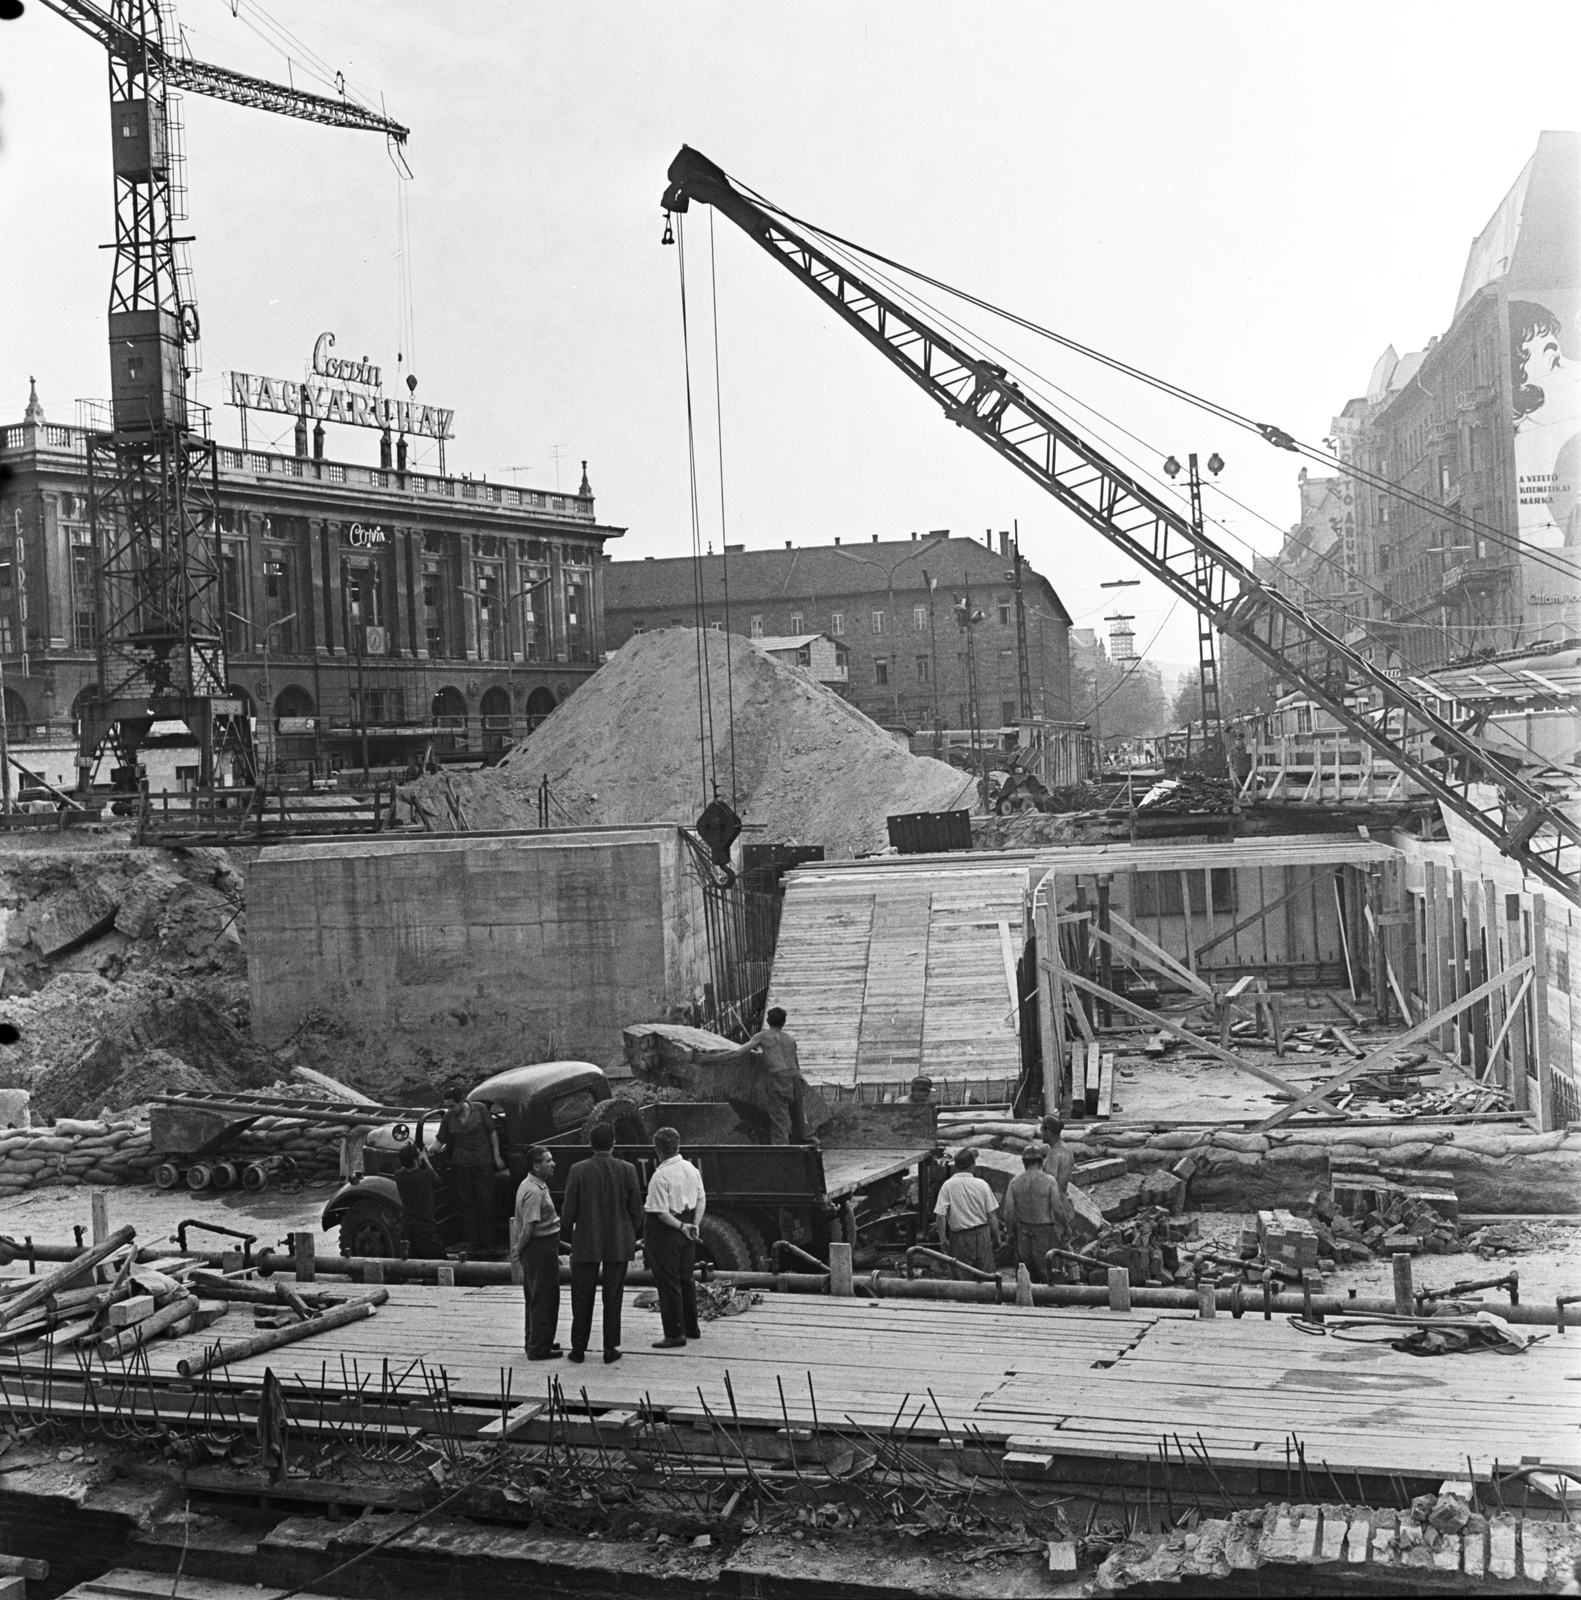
[[0, 386, 623, 778], [1225, 130, 1579, 710], [605, 531, 1073, 730]]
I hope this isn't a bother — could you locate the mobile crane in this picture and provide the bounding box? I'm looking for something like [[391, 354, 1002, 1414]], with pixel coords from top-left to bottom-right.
[[660, 147, 1579, 905]]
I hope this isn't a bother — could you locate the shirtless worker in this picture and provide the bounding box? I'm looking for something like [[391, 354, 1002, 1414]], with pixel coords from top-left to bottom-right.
[[1040, 1115, 1075, 1198], [1002, 1143, 1066, 1284], [694, 1007, 800, 1145]]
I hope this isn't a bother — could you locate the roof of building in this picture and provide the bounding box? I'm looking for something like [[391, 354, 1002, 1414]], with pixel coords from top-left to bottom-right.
[[751, 634, 828, 652], [607, 534, 1072, 624]]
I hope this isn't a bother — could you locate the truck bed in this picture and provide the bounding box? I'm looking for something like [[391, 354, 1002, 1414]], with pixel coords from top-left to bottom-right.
[[820, 1146, 931, 1201]]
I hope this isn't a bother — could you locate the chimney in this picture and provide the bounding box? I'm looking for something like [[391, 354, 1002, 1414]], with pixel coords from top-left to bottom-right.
[[871, 534, 878, 542], [930, 529, 950, 538], [998, 531, 1010, 557], [910, 531, 918, 541], [834, 537, 841, 545], [785, 541, 792, 549]]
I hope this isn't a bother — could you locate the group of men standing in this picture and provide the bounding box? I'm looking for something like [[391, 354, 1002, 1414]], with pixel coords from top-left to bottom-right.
[[932, 1116, 1075, 1282], [511, 1123, 708, 1362]]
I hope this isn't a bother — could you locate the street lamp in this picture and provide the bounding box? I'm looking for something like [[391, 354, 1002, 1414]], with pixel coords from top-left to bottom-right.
[[830, 542, 933, 726], [459, 575, 554, 738], [228, 609, 296, 786]]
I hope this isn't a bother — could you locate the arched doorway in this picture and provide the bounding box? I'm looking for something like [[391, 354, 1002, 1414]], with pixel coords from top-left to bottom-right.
[[431, 687, 467, 726], [273, 685, 316, 720], [2, 688, 27, 736], [479, 685, 512, 753], [525, 687, 556, 731]]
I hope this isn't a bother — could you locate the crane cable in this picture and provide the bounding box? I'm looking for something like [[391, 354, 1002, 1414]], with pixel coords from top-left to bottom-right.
[[674, 212, 721, 807], [707, 209, 740, 812]]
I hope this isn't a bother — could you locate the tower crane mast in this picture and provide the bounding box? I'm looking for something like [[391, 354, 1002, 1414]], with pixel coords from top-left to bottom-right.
[[38, 0, 407, 791], [660, 146, 1578, 905]]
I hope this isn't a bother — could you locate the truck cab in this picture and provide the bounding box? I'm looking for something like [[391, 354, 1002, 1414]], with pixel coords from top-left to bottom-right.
[[321, 1061, 611, 1258]]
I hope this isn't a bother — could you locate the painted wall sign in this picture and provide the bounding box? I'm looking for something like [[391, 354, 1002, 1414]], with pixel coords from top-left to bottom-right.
[[223, 369, 454, 441], [344, 522, 388, 548]]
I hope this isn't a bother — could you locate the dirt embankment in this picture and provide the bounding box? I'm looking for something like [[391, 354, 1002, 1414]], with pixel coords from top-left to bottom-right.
[[400, 628, 976, 857], [0, 842, 280, 1120]]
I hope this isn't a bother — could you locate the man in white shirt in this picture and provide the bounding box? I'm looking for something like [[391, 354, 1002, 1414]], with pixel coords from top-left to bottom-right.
[[642, 1126, 706, 1349], [933, 1148, 1000, 1276]]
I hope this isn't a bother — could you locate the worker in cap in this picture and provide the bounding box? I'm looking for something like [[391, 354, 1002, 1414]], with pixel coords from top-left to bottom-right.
[[932, 1148, 1000, 1276]]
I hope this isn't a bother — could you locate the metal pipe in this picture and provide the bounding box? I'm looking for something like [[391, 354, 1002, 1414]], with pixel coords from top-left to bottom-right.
[[12, 1239, 1576, 1325]]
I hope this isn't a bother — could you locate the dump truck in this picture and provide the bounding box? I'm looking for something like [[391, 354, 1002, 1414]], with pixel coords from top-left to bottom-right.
[[320, 1056, 944, 1272]]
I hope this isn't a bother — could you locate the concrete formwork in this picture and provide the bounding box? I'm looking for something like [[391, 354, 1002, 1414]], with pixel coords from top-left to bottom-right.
[[247, 826, 710, 1074]]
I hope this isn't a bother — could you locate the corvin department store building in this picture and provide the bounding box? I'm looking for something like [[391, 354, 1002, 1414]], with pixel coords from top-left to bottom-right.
[[0, 386, 624, 778]]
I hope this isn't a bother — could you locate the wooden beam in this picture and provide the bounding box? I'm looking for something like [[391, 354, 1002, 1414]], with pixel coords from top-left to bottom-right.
[[1451, 870, 1470, 1067], [1253, 956, 1536, 1131], [1505, 896, 1530, 1113], [1482, 879, 1507, 1089], [1485, 973, 1533, 1071], [1191, 872, 1318, 961], [1104, 911, 1213, 1001], [1532, 896, 1554, 1134], [1061, 970, 1313, 1102]]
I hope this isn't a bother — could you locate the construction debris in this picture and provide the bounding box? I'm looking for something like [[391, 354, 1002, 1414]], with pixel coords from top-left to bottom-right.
[[399, 628, 976, 857]]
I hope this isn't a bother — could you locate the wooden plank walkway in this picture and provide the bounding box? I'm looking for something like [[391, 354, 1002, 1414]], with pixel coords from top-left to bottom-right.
[[125, 1284, 1579, 1481]]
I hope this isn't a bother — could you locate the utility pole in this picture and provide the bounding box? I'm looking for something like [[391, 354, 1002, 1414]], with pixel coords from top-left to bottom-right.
[[921, 570, 943, 758], [0, 651, 9, 815], [343, 562, 370, 784], [957, 570, 987, 806], [1009, 522, 1032, 721]]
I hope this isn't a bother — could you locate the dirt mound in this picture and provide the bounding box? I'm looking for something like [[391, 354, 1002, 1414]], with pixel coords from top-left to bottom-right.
[[402, 628, 975, 857], [0, 845, 277, 1119]]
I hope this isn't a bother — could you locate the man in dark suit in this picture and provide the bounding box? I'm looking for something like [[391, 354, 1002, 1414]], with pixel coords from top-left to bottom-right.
[[560, 1122, 645, 1364]]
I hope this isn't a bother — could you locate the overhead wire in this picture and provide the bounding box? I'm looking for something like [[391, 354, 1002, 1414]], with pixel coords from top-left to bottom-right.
[[738, 178, 1581, 589], [772, 201, 1567, 738]]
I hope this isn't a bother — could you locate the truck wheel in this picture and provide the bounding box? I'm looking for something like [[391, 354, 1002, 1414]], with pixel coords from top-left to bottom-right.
[[210, 1161, 238, 1191], [186, 1163, 212, 1192], [585, 1096, 647, 1146], [241, 1162, 270, 1193], [696, 1212, 767, 1273], [153, 1163, 181, 1190], [339, 1199, 401, 1260]]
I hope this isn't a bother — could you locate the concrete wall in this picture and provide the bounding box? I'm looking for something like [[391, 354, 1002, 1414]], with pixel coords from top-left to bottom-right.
[[248, 826, 710, 1075]]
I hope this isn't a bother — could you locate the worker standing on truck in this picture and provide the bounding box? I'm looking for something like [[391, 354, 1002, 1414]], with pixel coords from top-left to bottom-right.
[[561, 1123, 645, 1365], [437, 1084, 505, 1256], [643, 1126, 705, 1349], [696, 1006, 800, 1144], [395, 1145, 446, 1260], [514, 1144, 564, 1361], [933, 1148, 1000, 1276], [1002, 1143, 1067, 1284]]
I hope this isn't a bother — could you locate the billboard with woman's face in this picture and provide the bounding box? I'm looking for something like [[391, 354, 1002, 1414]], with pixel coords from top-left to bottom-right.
[[1501, 133, 1580, 631]]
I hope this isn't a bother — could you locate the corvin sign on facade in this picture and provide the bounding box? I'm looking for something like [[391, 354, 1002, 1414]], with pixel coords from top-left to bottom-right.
[[224, 331, 455, 440]]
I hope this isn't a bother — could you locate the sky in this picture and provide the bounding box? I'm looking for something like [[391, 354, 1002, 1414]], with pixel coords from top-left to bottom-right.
[[2, 0, 1577, 669]]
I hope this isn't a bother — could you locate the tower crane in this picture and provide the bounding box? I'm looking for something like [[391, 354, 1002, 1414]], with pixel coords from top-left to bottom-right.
[[38, 0, 407, 790], [659, 147, 1579, 906]]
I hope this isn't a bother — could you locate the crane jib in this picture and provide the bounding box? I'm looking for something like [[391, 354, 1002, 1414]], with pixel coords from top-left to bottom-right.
[[662, 146, 1579, 904]]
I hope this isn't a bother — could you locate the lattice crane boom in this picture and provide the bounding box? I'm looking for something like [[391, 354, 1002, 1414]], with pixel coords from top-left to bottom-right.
[[40, 0, 409, 140], [661, 146, 1579, 904]]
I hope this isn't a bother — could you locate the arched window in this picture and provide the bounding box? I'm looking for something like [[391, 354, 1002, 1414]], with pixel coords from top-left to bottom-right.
[[273, 685, 315, 720], [2, 688, 28, 736], [432, 686, 467, 726], [480, 685, 511, 720], [226, 684, 256, 720], [525, 687, 556, 730]]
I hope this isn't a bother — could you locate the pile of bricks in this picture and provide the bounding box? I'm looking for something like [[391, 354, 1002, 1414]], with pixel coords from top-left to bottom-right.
[[1055, 1205, 1198, 1288], [1095, 1494, 1581, 1592], [1315, 1158, 1460, 1255]]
